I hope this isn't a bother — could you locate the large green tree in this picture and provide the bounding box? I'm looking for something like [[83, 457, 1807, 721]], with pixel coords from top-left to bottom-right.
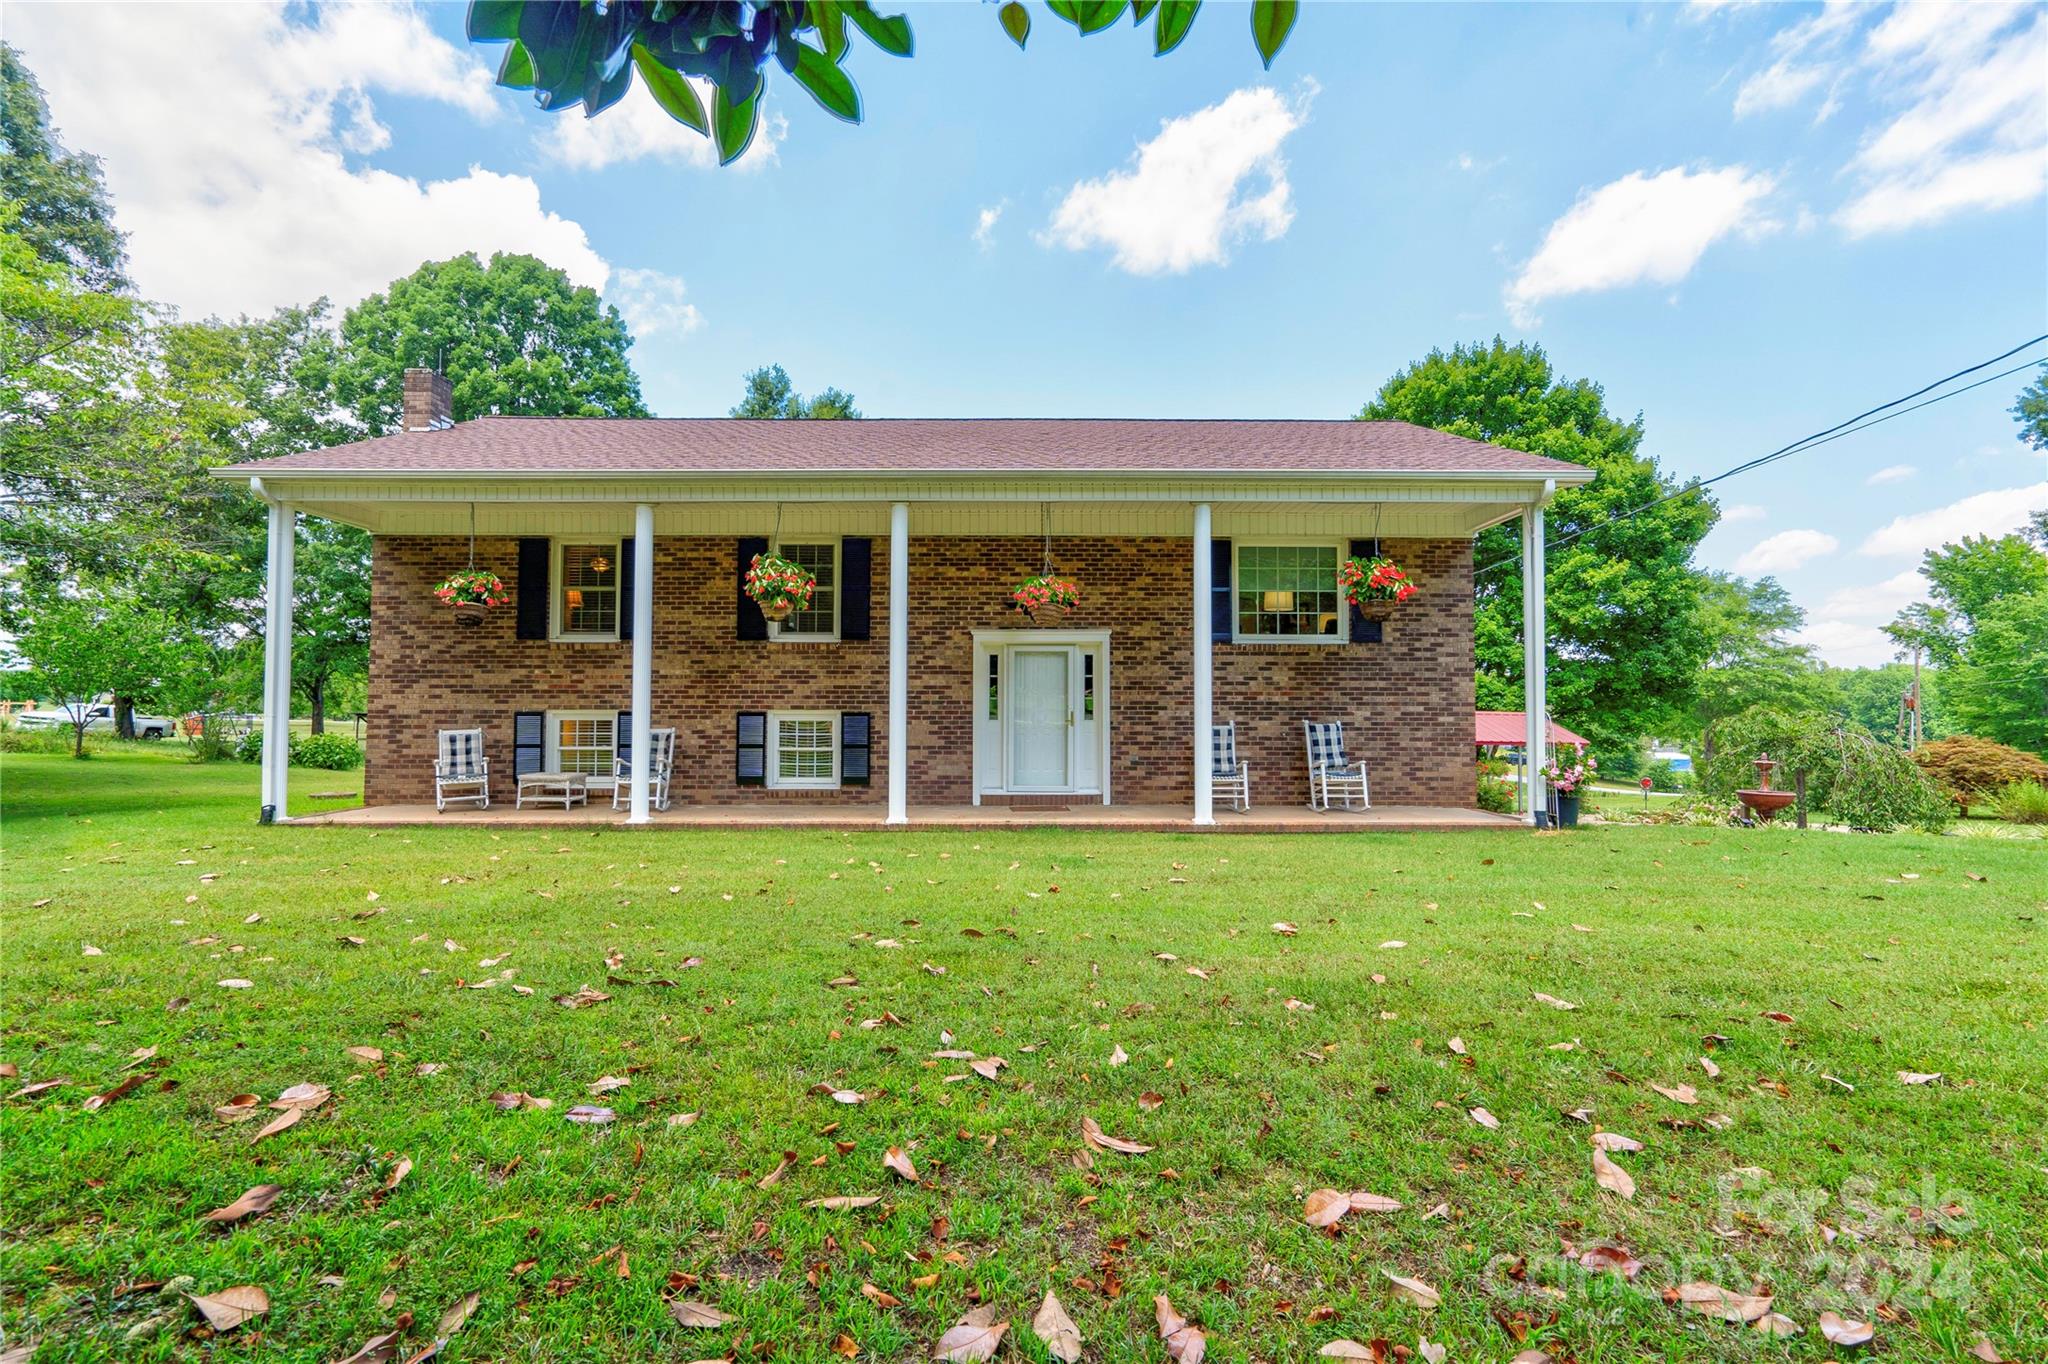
[[1685, 572, 1828, 760], [731, 363, 861, 420], [1359, 339, 1716, 753], [0, 43, 126, 291], [466, 0, 1300, 165], [332, 253, 650, 434], [1943, 589, 2048, 753]]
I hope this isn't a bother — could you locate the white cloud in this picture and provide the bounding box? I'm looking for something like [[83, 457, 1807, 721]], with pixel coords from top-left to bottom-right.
[[1858, 483, 2048, 557], [1866, 463, 1918, 485], [1737, 528, 1840, 573], [1820, 568, 1930, 621], [1734, 60, 1831, 118], [1794, 619, 1900, 668], [1721, 503, 1768, 523], [1504, 165, 1778, 325], [611, 268, 703, 340], [3, 3, 622, 319], [973, 202, 1006, 251], [543, 79, 784, 171], [1041, 84, 1311, 275]]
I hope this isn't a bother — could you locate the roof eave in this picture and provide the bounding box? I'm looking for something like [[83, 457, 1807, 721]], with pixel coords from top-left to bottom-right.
[[211, 464, 1595, 486]]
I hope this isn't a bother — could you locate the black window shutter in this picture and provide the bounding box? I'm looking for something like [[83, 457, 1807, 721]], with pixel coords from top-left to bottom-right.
[[840, 536, 872, 640], [1348, 538, 1383, 644], [516, 539, 550, 640], [737, 537, 769, 640], [1210, 537, 1233, 643], [736, 712, 767, 785], [840, 712, 871, 786], [615, 710, 632, 771], [513, 711, 546, 775], [617, 538, 636, 642]]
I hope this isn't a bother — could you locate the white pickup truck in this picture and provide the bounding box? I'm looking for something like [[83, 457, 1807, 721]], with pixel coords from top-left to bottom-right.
[[14, 702, 177, 739]]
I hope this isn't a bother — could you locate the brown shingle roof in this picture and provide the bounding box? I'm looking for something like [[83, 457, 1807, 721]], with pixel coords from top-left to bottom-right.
[[220, 416, 1590, 479]]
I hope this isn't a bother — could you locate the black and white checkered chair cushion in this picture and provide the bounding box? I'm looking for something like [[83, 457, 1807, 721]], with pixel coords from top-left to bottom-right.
[[437, 729, 486, 781], [1306, 721, 1359, 774], [1211, 723, 1240, 777]]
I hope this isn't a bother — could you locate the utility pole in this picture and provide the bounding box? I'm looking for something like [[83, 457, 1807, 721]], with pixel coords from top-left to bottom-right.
[[1909, 644, 1922, 751]]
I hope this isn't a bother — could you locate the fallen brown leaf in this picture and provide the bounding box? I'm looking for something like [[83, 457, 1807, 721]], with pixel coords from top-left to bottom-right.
[[933, 1305, 1008, 1362], [1592, 1148, 1635, 1200], [1032, 1290, 1082, 1364], [1820, 1311, 1874, 1346], [201, 1184, 282, 1224], [187, 1284, 268, 1332], [884, 1146, 918, 1182], [1079, 1115, 1152, 1154], [1382, 1271, 1440, 1310]]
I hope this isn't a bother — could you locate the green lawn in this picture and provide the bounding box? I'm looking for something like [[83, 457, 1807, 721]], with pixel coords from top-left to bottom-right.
[[3, 749, 2043, 1363]]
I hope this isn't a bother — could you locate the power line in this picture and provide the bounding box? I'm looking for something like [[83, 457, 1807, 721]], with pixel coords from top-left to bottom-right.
[[1473, 336, 2048, 581]]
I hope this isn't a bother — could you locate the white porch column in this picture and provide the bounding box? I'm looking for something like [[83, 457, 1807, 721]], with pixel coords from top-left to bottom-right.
[[1192, 502, 1214, 826], [887, 502, 909, 825], [1521, 497, 1548, 826], [627, 502, 655, 824], [261, 500, 295, 824]]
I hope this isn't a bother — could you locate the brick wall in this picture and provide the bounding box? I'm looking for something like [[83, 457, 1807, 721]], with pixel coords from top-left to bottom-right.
[[367, 534, 1474, 809]]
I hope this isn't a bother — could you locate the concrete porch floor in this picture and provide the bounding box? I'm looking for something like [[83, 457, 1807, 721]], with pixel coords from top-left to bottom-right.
[[291, 801, 1519, 832]]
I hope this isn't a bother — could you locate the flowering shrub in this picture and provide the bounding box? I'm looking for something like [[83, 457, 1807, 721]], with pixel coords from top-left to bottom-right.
[[1011, 575, 1081, 621], [1542, 751, 1597, 794], [434, 569, 507, 609], [1337, 555, 1416, 607], [745, 552, 816, 618]]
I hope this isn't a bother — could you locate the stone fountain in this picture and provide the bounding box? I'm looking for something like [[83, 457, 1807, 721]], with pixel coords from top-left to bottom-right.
[[1736, 753, 1796, 823]]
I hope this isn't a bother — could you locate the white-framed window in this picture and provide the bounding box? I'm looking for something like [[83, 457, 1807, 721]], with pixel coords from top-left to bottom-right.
[[553, 540, 620, 641], [767, 710, 839, 789], [1234, 542, 1343, 643], [546, 710, 616, 775], [769, 540, 838, 640]]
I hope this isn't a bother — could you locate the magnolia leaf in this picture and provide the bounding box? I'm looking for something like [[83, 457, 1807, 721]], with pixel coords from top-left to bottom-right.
[[1348, 1191, 1402, 1214], [187, 1284, 269, 1332], [201, 1183, 282, 1223], [1382, 1271, 1440, 1310], [380, 1156, 413, 1192], [272, 1082, 331, 1110], [1318, 1342, 1376, 1360], [1698, 1055, 1720, 1079], [807, 1195, 882, 1210], [589, 1075, 632, 1095], [565, 1105, 615, 1124], [1651, 1083, 1699, 1105], [1532, 992, 1577, 1010], [1510, 1352, 1552, 1364], [1079, 1115, 1152, 1154], [1271, 921, 1298, 936], [1154, 1295, 1206, 1363], [1753, 1312, 1802, 1337], [214, 1094, 262, 1123], [884, 1146, 918, 1182], [436, 1290, 481, 1339], [1674, 1282, 1773, 1323], [346, 1045, 384, 1063], [934, 1305, 1008, 1362], [1032, 1290, 1082, 1363], [1592, 1148, 1635, 1200], [1971, 1336, 2009, 1361], [252, 1106, 303, 1142], [1109, 1044, 1129, 1067], [334, 1316, 413, 1364], [861, 1281, 901, 1308], [1418, 1341, 1447, 1364], [1591, 1131, 1643, 1153], [490, 1091, 551, 1110], [1303, 1188, 1350, 1227], [1578, 1245, 1643, 1279], [1468, 1106, 1499, 1129], [1446, 1037, 1466, 1055], [552, 987, 611, 1009], [1819, 1311, 1874, 1346], [670, 1299, 732, 1328], [1897, 1071, 1942, 1085]]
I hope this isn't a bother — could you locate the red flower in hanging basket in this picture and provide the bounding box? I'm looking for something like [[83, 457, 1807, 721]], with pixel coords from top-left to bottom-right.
[[434, 569, 507, 609], [1011, 574, 1081, 621], [745, 551, 817, 621], [1337, 555, 1417, 609]]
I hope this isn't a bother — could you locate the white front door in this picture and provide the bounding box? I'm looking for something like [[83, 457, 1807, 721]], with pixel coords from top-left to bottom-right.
[[1008, 647, 1072, 790]]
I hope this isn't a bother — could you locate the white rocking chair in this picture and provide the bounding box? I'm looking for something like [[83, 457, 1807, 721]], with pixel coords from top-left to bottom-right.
[[434, 728, 490, 812], [1212, 721, 1251, 812], [611, 727, 676, 811], [1303, 720, 1369, 811]]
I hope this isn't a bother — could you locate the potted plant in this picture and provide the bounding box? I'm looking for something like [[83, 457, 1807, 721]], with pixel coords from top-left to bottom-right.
[[1010, 574, 1080, 624], [1337, 554, 1418, 618], [434, 568, 508, 626], [745, 551, 816, 622], [1541, 751, 1597, 828]]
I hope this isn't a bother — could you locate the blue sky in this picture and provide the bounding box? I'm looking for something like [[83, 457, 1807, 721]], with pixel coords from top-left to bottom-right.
[[10, 1, 2046, 665]]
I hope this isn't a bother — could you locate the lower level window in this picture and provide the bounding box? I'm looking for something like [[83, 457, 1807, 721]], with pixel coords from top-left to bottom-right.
[[549, 710, 616, 775], [768, 711, 838, 789]]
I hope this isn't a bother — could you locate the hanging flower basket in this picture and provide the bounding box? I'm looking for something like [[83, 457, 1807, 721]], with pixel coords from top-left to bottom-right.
[[1011, 574, 1081, 623], [745, 551, 816, 623], [1337, 555, 1417, 618], [434, 569, 507, 627]]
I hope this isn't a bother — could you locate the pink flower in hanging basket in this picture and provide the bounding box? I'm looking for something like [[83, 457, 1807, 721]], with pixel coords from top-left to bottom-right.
[[745, 552, 817, 617], [434, 569, 506, 609], [1011, 574, 1081, 620], [1336, 555, 1417, 608]]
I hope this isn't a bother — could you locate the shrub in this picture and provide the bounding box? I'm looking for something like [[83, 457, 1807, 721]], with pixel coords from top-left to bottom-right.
[[1475, 757, 1514, 814], [1608, 794, 1741, 827], [1704, 706, 1952, 833], [1910, 736, 2048, 814], [1645, 758, 1691, 792], [291, 733, 363, 770], [1990, 780, 2048, 825], [0, 727, 99, 757], [234, 729, 265, 764]]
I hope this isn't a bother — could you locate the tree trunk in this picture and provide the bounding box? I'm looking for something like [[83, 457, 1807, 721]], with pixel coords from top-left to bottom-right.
[[114, 695, 135, 740], [309, 675, 326, 735], [72, 719, 87, 759]]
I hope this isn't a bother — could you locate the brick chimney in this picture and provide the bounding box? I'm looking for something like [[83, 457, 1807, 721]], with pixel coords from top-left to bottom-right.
[[402, 367, 454, 431]]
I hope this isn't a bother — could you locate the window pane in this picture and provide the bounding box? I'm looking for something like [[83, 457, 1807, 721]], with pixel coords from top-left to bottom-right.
[[774, 716, 836, 783], [1237, 545, 1339, 638], [779, 542, 835, 635], [561, 544, 618, 635], [556, 715, 615, 774]]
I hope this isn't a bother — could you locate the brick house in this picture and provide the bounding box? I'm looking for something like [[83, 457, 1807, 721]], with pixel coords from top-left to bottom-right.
[[220, 369, 1591, 826]]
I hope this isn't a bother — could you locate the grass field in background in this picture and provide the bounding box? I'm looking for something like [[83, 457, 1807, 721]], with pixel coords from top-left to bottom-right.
[[3, 749, 2043, 1362]]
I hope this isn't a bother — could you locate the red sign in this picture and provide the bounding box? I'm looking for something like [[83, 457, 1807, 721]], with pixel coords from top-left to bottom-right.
[[1640, 777, 1653, 790]]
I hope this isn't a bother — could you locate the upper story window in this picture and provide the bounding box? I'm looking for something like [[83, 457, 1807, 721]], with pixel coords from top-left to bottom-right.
[[771, 540, 838, 640], [1235, 543, 1342, 643], [555, 541, 619, 640]]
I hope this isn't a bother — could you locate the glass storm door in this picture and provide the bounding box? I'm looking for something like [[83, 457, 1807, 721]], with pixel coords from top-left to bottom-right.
[[1007, 648, 1073, 790]]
